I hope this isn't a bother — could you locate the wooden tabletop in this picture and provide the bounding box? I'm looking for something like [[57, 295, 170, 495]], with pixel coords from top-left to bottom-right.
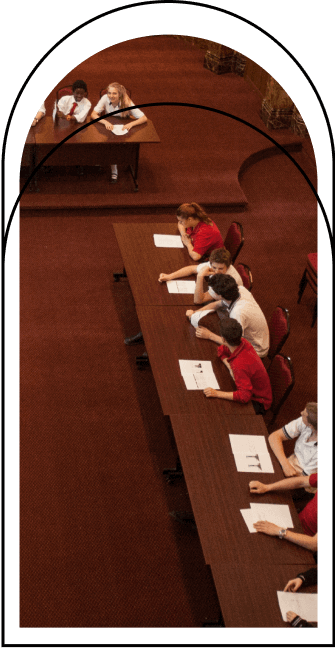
[[113, 223, 198, 305], [169, 412, 315, 567], [136, 304, 255, 416], [210, 562, 317, 627], [34, 116, 160, 145]]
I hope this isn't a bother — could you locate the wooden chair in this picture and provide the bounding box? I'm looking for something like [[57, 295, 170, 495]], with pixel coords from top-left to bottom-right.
[[267, 354, 295, 426], [224, 222, 244, 263], [297, 253, 317, 327], [236, 263, 253, 291]]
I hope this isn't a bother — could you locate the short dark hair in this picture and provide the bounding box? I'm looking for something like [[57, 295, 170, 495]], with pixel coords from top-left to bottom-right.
[[208, 274, 239, 301], [219, 318, 242, 346], [209, 248, 231, 267], [72, 80, 88, 93]]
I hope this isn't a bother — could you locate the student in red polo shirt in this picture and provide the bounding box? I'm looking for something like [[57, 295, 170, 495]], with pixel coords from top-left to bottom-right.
[[194, 317, 272, 414], [176, 203, 224, 260]]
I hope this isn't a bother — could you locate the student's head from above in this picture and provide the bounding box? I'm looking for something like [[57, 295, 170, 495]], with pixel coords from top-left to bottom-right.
[[176, 203, 212, 229], [219, 318, 242, 347], [301, 402, 317, 431], [208, 248, 231, 274], [208, 274, 239, 302], [72, 80, 88, 103], [107, 82, 128, 107]]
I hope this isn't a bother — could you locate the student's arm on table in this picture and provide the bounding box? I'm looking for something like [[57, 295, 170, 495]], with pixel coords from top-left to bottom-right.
[[158, 265, 198, 282], [253, 522, 318, 552], [268, 428, 299, 477]]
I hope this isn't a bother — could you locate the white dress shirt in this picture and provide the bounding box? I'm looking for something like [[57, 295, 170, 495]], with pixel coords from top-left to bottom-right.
[[93, 95, 145, 119], [57, 95, 92, 123], [283, 417, 318, 475], [222, 286, 269, 357]]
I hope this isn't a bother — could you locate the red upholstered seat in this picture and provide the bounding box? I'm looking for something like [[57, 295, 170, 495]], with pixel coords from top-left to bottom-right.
[[307, 253, 317, 274], [235, 263, 253, 291], [268, 306, 290, 360], [224, 222, 244, 263], [267, 354, 295, 426], [56, 86, 73, 101]]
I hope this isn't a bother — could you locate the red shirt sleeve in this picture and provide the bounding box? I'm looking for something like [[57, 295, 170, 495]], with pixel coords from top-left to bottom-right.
[[309, 473, 317, 488], [231, 365, 253, 403], [191, 223, 215, 256]]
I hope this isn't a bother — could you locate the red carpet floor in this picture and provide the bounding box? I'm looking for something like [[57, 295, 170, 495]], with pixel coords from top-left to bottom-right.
[[20, 36, 317, 628]]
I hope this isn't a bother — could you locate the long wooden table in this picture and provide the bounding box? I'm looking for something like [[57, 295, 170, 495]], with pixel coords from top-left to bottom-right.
[[29, 116, 160, 190], [113, 222, 316, 627]]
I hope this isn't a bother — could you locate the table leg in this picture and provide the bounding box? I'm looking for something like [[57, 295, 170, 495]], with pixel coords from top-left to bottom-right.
[[129, 143, 140, 191]]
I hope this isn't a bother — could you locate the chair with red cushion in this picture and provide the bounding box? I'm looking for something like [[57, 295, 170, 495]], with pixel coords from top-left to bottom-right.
[[267, 306, 290, 364], [235, 263, 253, 291], [267, 354, 295, 426], [297, 253, 317, 327], [224, 222, 244, 263], [56, 86, 73, 102]]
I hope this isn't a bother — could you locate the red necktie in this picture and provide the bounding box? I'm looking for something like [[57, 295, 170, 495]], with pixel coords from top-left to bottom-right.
[[69, 102, 78, 116]]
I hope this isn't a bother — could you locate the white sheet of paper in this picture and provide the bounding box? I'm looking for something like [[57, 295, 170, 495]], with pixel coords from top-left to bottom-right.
[[277, 591, 317, 622], [229, 435, 274, 473], [240, 509, 257, 533], [153, 234, 183, 248], [190, 309, 215, 328], [179, 359, 220, 390], [112, 124, 128, 135], [167, 280, 196, 294], [250, 503, 294, 528]]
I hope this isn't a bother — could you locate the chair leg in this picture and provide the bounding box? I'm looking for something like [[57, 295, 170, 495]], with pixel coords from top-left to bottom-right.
[[297, 268, 307, 303], [312, 299, 317, 327], [163, 456, 183, 483], [113, 267, 127, 282]]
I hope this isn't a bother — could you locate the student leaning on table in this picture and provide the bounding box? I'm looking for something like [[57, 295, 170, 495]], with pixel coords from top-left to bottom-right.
[[176, 203, 224, 261], [192, 317, 272, 414], [31, 103, 46, 127], [268, 404, 317, 481], [187, 274, 269, 358], [158, 247, 243, 297], [91, 82, 147, 183], [124, 204, 224, 346]]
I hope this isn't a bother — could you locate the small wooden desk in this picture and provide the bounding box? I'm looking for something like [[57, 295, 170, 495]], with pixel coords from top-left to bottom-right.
[[33, 116, 160, 190], [211, 562, 316, 627], [136, 304, 254, 417]]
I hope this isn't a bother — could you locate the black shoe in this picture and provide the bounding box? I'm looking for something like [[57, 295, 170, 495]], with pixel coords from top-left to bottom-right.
[[124, 331, 144, 346], [169, 511, 196, 529]]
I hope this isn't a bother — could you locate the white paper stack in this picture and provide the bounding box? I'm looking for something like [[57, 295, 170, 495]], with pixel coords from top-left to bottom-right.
[[153, 234, 183, 248], [240, 503, 294, 533], [277, 591, 317, 622], [167, 280, 196, 294], [229, 434, 274, 473], [179, 359, 220, 390], [112, 124, 128, 135]]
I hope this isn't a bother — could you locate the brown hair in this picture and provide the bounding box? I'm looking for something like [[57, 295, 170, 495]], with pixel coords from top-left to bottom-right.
[[306, 402, 317, 430], [176, 202, 212, 225], [209, 248, 231, 268], [219, 318, 243, 346], [107, 83, 132, 118]]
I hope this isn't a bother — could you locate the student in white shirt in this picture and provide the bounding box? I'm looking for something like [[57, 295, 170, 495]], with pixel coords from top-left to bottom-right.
[[32, 103, 46, 127], [56, 80, 91, 124], [91, 82, 147, 182], [159, 248, 243, 305], [186, 274, 269, 357], [268, 403, 317, 478]]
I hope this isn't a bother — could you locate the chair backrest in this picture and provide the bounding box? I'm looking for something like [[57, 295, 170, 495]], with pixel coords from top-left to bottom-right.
[[267, 354, 295, 425], [100, 87, 131, 98], [224, 222, 244, 263], [56, 86, 73, 102], [268, 306, 290, 360], [236, 263, 253, 291]]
